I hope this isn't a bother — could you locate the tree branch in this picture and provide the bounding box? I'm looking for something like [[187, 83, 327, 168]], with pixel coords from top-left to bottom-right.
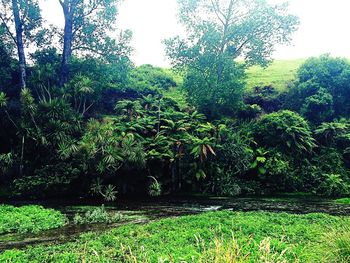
[[0, 14, 17, 44]]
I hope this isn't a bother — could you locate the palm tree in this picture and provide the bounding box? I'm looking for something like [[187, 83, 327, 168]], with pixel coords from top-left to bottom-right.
[[115, 100, 143, 121]]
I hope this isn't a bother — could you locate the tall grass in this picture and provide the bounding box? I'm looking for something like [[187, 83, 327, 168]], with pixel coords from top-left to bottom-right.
[[322, 220, 350, 262], [119, 232, 290, 263]]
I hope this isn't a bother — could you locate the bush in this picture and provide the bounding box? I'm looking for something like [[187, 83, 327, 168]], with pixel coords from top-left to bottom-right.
[[314, 120, 350, 147], [0, 205, 67, 234], [254, 110, 316, 155], [260, 150, 295, 191], [12, 163, 81, 198], [73, 205, 122, 225], [244, 85, 285, 113], [301, 87, 334, 124], [316, 173, 349, 197], [237, 104, 262, 120]]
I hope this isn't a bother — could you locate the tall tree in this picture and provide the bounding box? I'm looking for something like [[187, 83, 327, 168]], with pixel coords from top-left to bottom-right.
[[0, 0, 42, 89], [58, 0, 131, 87], [164, 0, 299, 118]]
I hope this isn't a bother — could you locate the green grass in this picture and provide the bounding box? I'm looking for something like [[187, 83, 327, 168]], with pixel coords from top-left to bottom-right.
[[246, 59, 306, 91], [335, 198, 350, 205], [1, 211, 349, 262], [0, 205, 67, 234]]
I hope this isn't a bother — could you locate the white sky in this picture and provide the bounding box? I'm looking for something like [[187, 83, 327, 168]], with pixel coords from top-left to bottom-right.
[[41, 0, 350, 67]]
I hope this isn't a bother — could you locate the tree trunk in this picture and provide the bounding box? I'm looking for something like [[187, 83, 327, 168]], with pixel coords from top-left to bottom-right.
[[11, 0, 26, 89], [59, 0, 74, 87]]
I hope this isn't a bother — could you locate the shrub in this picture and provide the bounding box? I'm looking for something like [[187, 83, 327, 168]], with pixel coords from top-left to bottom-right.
[[295, 147, 350, 195], [254, 110, 316, 155], [244, 85, 285, 113], [261, 150, 295, 191], [301, 87, 334, 124], [238, 104, 262, 120], [12, 163, 81, 198], [316, 173, 349, 197], [73, 205, 122, 225], [314, 120, 350, 146]]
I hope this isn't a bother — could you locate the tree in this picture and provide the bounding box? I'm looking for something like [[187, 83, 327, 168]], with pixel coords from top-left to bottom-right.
[[165, 0, 299, 118], [287, 55, 350, 119], [0, 0, 42, 88], [58, 0, 132, 86]]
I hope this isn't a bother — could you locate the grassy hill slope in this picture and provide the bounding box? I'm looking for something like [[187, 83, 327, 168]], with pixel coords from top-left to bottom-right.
[[246, 59, 306, 91]]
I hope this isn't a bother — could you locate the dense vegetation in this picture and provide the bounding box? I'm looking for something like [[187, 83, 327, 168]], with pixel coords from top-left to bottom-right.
[[1, 1, 350, 262], [1, 0, 350, 202], [0, 205, 66, 234], [1, 211, 349, 262]]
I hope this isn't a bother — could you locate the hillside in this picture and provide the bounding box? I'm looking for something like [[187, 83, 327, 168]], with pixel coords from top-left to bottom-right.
[[246, 59, 306, 91]]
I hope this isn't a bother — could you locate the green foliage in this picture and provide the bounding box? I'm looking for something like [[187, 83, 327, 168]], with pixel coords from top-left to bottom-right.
[[251, 149, 294, 191], [335, 198, 350, 204], [237, 104, 262, 120], [12, 168, 79, 198], [314, 120, 350, 148], [101, 185, 118, 202], [165, 0, 298, 118], [129, 64, 177, 91], [301, 87, 334, 124], [0, 205, 66, 234], [0, 0, 43, 47], [73, 205, 121, 225], [287, 54, 350, 121], [316, 174, 349, 197], [148, 176, 162, 197], [255, 110, 316, 154], [0, 0, 349, 201], [244, 85, 286, 113], [0, 211, 348, 262], [167, 0, 299, 68], [63, 0, 131, 62], [182, 57, 246, 118], [322, 221, 350, 262], [295, 147, 350, 196]]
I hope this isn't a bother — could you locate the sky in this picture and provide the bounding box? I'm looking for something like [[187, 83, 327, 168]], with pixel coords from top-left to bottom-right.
[[41, 0, 350, 67]]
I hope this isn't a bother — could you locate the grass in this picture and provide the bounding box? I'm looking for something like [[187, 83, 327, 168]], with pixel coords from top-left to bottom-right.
[[246, 59, 306, 91], [1, 210, 349, 262], [0, 205, 67, 235], [335, 198, 350, 205]]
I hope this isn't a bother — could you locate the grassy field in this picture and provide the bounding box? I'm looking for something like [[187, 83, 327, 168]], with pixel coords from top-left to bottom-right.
[[246, 59, 306, 91], [1, 210, 349, 262]]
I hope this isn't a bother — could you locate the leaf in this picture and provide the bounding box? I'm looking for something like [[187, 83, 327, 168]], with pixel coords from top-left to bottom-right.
[[258, 167, 267, 175], [195, 169, 206, 180], [251, 160, 258, 169], [256, 156, 266, 163]]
